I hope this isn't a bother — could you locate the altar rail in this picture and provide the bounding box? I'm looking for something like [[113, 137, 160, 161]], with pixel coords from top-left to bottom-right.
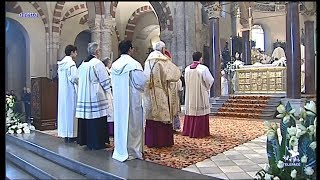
[[233, 66, 286, 94]]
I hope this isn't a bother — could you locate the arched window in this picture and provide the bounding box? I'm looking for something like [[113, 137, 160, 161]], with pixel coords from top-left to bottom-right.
[[251, 24, 265, 51]]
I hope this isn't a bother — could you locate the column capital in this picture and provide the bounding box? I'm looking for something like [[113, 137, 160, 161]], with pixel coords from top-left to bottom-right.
[[202, 2, 221, 19]]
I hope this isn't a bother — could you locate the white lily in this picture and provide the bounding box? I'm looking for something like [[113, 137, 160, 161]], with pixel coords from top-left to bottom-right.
[[277, 160, 284, 169], [304, 166, 314, 176], [305, 101, 316, 114], [287, 126, 297, 137], [264, 173, 273, 180], [301, 155, 308, 163], [16, 129, 22, 134], [24, 128, 30, 134], [17, 123, 23, 129], [300, 107, 307, 119], [283, 114, 291, 124], [289, 136, 298, 147], [308, 125, 315, 136], [291, 169, 297, 178], [267, 130, 275, 140], [30, 125, 35, 131], [277, 104, 286, 113], [8, 129, 14, 134], [273, 176, 280, 180], [309, 142, 316, 150]]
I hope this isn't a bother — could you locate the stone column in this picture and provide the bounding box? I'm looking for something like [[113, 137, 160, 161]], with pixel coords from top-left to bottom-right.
[[50, 33, 60, 79], [210, 17, 221, 97], [185, 2, 196, 66], [242, 30, 251, 64], [174, 2, 186, 68], [160, 29, 175, 62], [101, 16, 114, 60], [285, 2, 301, 99], [88, 18, 101, 48], [304, 21, 315, 95], [203, 2, 221, 97]]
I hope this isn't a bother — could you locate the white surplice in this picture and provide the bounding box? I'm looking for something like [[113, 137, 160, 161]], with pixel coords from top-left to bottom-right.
[[111, 54, 147, 162], [57, 56, 78, 138], [184, 64, 214, 116]]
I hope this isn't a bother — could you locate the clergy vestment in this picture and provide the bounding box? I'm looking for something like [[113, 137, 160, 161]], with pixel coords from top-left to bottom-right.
[[76, 55, 111, 150], [272, 46, 286, 60], [105, 66, 114, 136], [57, 56, 78, 138], [143, 50, 181, 147], [182, 62, 214, 138], [112, 54, 146, 162]]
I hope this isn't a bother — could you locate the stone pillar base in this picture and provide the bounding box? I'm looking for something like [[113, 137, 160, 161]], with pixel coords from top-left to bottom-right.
[[281, 98, 307, 117]]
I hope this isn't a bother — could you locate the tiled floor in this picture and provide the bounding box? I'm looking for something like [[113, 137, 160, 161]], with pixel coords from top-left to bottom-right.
[[182, 135, 268, 179], [41, 129, 268, 179]]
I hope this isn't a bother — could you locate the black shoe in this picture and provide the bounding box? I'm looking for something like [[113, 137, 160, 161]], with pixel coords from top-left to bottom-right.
[[64, 137, 69, 143], [68, 137, 77, 142]]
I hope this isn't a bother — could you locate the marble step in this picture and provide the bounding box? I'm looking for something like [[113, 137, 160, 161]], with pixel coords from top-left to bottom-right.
[[6, 160, 35, 180], [6, 132, 214, 179], [6, 142, 88, 180], [213, 103, 278, 109]]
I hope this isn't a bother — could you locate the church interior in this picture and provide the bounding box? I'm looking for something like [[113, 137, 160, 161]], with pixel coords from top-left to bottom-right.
[[6, 1, 317, 179]]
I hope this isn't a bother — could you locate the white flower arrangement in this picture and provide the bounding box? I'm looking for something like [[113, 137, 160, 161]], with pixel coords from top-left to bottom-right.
[[256, 101, 317, 179], [6, 95, 35, 134]]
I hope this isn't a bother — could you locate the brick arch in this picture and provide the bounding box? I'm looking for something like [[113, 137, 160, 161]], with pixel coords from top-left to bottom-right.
[[52, 2, 65, 33], [5, 2, 23, 14], [110, 1, 173, 31], [124, 6, 155, 41], [59, 3, 88, 34], [29, 2, 49, 33], [110, 1, 118, 18]]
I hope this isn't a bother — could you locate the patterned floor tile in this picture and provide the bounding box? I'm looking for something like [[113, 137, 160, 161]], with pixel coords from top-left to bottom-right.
[[198, 167, 223, 174], [223, 150, 241, 156], [225, 172, 252, 179], [239, 164, 263, 171], [243, 153, 266, 159], [195, 159, 217, 168], [219, 166, 244, 173], [225, 154, 248, 160], [205, 173, 229, 179], [233, 159, 255, 166], [233, 146, 251, 151], [213, 160, 237, 166], [249, 158, 268, 164], [210, 154, 230, 161], [247, 171, 259, 178]]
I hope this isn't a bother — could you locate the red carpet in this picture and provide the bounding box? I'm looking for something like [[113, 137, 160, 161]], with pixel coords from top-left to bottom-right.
[[41, 116, 266, 169]]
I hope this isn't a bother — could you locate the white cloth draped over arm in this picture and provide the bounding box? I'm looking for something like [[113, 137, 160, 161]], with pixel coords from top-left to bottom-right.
[[130, 69, 147, 92], [93, 61, 111, 92], [202, 67, 214, 90], [68, 64, 78, 84]]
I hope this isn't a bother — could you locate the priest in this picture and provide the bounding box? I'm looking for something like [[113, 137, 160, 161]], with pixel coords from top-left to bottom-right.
[[143, 41, 181, 147], [57, 45, 78, 143], [112, 40, 146, 162], [182, 51, 214, 138]]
